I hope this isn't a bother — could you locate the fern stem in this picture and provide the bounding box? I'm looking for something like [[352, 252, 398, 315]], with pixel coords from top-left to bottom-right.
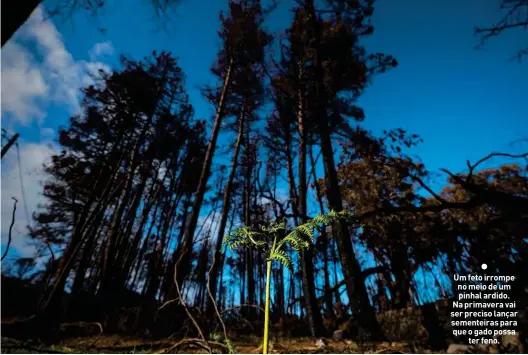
[[263, 235, 277, 354], [263, 259, 272, 354]]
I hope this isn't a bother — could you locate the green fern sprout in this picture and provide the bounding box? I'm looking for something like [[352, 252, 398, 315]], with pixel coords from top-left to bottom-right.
[[224, 211, 344, 354], [225, 338, 235, 354]]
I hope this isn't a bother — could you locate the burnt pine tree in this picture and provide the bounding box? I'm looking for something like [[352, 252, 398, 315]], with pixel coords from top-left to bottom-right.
[[33, 52, 204, 328], [296, 0, 396, 339], [205, 48, 268, 318], [275, 8, 330, 336], [336, 129, 427, 310], [174, 0, 270, 294]]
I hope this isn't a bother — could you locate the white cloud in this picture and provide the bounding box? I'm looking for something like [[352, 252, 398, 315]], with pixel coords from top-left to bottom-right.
[[1, 140, 59, 257], [89, 41, 114, 60], [1, 5, 114, 126], [80, 61, 112, 88], [1, 41, 49, 124], [0, 7, 116, 262]]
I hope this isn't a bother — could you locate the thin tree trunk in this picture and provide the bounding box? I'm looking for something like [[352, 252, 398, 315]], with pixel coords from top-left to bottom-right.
[[303, 0, 384, 339], [309, 147, 335, 318], [285, 131, 300, 226], [296, 70, 325, 336], [218, 204, 237, 309], [100, 145, 140, 314], [389, 246, 411, 309], [206, 102, 246, 317], [121, 170, 164, 284], [37, 160, 126, 321], [244, 133, 256, 320], [162, 194, 192, 301], [176, 56, 235, 289]]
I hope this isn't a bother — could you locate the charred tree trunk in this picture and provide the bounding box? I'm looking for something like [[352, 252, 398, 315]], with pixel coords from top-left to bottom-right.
[[218, 205, 237, 309], [297, 78, 325, 336], [121, 169, 165, 284], [241, 122, 256, 319], [318, 122, 384, 339], [309, 147, 335, 318], [304, 0, 384, 339], [206, 102, 246, 317], [37, 155, 126, 323], [389, 245, 411, 309], [176, 56, 234, 289], [162, 193, 192, 301]]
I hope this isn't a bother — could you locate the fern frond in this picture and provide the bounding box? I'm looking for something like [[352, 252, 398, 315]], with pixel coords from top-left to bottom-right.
[[278, 233, 309, 251], [275, 211, 345, 251], [261, 220, 286, 234], [224, 227, 265, 250], [246, 230, 266, 248], [311, 209, 342, 226], [268, 250, 293, 272], [225, 338, 236, 354]]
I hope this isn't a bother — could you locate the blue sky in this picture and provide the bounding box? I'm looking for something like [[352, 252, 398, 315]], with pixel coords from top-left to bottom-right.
[[1, 0, 526, 266]]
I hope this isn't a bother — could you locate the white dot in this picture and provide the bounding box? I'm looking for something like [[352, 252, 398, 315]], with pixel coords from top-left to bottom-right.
[[481, 263, 488, 270]]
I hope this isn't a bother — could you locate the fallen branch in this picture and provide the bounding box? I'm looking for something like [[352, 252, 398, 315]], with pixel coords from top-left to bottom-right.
[[206, 248, 235, 353], [157, 298, 179, 313], [157, 338, 229, 354], [374, 348, 404, 354], [1, 345, 64, 354], [80, 322, 103, 353], [173, 251, 211, 352], [1, 197, 18, 262]]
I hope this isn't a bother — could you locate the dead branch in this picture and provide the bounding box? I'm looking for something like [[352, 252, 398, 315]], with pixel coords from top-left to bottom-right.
[[382, 155, 448, 204], [409, 174, 448, 204], [157, 298, 179, 312], [157, 338, 229, 354], [474, 0, 528, 59], [173, 251, 211, 352], [41, 240, 56, 296], [206, 248, 234, 352], [475, 0, 528, 42], [440, 152, 528, 211], [80, 322, 103, 353], [1, 345, 65, 354], [466, 152, 528, 178], [255, 160, 308, 220], [374, 348, 405, 354], [2, 197, 18, 262]]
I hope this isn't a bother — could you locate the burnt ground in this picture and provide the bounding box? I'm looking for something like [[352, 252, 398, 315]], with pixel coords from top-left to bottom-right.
[[1, 335, 439, 354]]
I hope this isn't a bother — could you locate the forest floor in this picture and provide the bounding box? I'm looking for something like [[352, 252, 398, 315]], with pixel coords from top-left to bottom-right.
[[1, 335, 442, 354]]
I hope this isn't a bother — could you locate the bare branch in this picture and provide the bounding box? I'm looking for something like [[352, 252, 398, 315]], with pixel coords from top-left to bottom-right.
[[173, 252, 210, 352], [81, 322, 103, 353], [158, 338, 229, 354], [41, 240, 56, 296], [206, 248, 233, 352], [474, 0, 528, 58], [467, 152, 528, 177], [2, 197, 18, 262]]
